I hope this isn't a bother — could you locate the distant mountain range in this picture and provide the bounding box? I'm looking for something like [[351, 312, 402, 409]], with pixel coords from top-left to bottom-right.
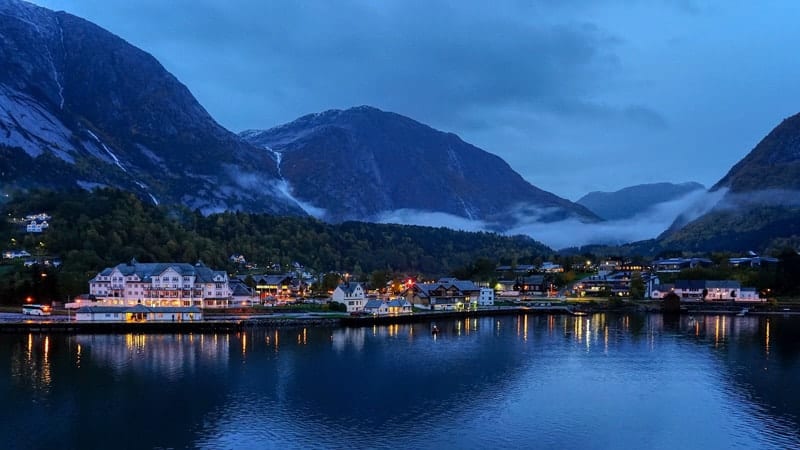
[[241, 107, 598, 225], [577, 182, 705, 221]]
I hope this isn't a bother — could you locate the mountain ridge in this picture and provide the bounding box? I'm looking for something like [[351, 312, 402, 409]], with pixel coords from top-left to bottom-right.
[[241, 105, 599, 226]]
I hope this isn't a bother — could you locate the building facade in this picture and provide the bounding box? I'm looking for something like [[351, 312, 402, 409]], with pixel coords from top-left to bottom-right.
[[332, 282, 366, 312], [89, 259, 230, 308]]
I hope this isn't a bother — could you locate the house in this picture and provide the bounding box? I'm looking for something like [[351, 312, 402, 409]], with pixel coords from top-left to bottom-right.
[[75, 305, 203, 322], [540, 262, 563, 273], [517, 275, 547, 296], [650, 283, 675, 299], [729, 256, 779, 268], [363, 299, 389, 315], [387, 298, 413, 314], [26, 219, 49, 233], [402, 278, 480, 310], [332, 282, 366, 312], [478, 287, 495, 306], [672, 280, 741, 301], [229, 254, 247, 265], [229, 279, 258, 307], [89, 259, 230, 308], [737, 287, 761, 301], [246, 274, 295, 302], [575, 272, 632, 297], [2, 250, 30, 259], [495, 264, 536, 274]]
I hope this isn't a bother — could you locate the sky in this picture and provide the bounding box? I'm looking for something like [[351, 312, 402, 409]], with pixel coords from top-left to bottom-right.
[[32, 0, 800, 201]]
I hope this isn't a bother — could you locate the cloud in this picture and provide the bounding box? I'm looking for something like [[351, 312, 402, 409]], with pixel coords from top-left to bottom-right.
[[374, 209, 490, 233], [371, 188, 726, 250]]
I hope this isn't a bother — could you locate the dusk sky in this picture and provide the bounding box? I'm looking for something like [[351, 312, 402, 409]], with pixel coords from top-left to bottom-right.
[[33, 0, 800, 200]]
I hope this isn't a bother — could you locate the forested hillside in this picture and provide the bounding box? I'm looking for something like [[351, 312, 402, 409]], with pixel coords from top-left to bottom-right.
[[0, 189, 551, 303]]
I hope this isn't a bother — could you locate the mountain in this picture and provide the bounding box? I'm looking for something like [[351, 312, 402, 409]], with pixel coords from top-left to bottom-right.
[[0, 0, 303, 215], [658, 113, 800, 252], [713, 113, 800, 193], [577, 182, 705, 221], [241, 106, 598, 226]]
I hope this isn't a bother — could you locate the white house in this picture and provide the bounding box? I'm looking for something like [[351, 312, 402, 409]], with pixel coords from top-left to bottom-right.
[[478, 287, 495, 306], [2, 250, 30, 259], [332, 282, 366, 312], [736, 287, 763, 302], [89, 259, 230, 308], [26, 220, 49, 233], [75, 305, 203, 322]]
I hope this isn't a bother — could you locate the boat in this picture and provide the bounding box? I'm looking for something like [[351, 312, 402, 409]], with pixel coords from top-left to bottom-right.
[[736, 308, 749, 317], [431, 325, 440, 336]]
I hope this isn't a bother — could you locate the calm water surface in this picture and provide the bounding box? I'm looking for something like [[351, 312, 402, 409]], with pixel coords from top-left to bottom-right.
[[2, 313, 800, 449]]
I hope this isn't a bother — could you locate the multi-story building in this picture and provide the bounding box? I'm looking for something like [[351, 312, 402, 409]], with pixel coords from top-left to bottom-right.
[[89, 259, 231, 308]]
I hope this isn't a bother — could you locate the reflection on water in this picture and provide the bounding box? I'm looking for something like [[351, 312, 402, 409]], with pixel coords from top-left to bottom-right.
[[1, 314, 799, 449]]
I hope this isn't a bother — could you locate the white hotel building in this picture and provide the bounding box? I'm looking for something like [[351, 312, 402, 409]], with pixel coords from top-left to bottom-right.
[[89, 259, 232, 308]]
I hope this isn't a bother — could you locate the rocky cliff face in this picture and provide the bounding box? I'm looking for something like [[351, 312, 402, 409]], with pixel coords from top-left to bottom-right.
[[242, 106, 598, 226], [0, 0, 303, 215]]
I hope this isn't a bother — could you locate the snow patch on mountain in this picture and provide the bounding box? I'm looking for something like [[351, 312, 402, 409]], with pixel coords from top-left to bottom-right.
[[0, 85, 75, 160]]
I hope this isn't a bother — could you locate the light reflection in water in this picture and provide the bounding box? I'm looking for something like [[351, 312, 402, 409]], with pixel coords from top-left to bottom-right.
[[522, 315, 527, 342], [3, 314, 800, 450]]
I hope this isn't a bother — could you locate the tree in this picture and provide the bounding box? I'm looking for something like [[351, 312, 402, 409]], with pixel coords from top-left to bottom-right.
[[629, 272, 645, 299], [662, 292, 681, 313]]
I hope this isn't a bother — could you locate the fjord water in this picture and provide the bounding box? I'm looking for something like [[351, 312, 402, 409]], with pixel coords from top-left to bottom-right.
[[2, 314, 799, 449]]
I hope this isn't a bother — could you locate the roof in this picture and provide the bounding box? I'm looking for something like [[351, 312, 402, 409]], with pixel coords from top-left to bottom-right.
[[521, 275, 545, 284], [387, 298, 411, 307], [230, 281, 254, 296], [247, 274, 293, 285], [438, 278, 480, 292], [336, 282, 363, 295], [674, 280, 741, 290], [364, 299, 385, 309], [101, 260, 227, 283]]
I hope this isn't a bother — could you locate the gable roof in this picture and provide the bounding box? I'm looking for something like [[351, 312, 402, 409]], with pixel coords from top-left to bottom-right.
[[336, 282, 363, 295]]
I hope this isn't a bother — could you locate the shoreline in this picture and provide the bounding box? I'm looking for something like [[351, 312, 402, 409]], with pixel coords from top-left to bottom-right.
[[1, 305, 797, 334]]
